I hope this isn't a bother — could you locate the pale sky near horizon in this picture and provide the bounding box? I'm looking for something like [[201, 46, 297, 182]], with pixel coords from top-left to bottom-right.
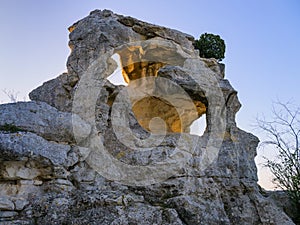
[[0, 0, 299, 190]]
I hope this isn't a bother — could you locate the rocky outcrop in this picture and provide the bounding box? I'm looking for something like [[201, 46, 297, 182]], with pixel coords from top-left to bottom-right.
[[0, 101, 91, 143], [265, 191, 300, 224], [0, 9, 295, 224], [29, 9, 195, 112]]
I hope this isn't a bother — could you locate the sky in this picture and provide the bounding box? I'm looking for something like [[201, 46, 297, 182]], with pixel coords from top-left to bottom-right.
[[0, 0, 299, 189]]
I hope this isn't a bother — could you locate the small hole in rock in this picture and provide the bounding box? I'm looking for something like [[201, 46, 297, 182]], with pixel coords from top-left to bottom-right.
[[107, 53, 128, 86], [190, 114, 206, 136]]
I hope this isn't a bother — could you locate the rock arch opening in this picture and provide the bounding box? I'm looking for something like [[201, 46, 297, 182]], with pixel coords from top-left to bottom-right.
[[107, 49, 208, 136]]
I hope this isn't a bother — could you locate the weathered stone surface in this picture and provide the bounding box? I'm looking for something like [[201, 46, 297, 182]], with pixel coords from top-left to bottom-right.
[[0, 211, 18, 219], [0, 132, 70, 165], [0, 101, 90, 143], [14, 198, 29, 211], [266, 190, 300, 224], [0, 9, 296, 225], [120, 66, 206, 133], [201, 58, 225, 78], [0, 197, 14, 210], [29, 73, 77, 113], [29, 9, 196, 112]]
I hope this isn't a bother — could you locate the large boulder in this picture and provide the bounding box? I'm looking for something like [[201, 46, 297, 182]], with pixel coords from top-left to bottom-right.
[[0, 101, 90, 143]]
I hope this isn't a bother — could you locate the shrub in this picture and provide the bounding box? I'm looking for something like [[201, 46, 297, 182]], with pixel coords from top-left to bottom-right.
[[194, 33, 225, 61]]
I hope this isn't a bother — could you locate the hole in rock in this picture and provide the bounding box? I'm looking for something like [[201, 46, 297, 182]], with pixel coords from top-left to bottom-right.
[[107, 54, 128, 86], [106, 51, 208, 136], [190, 114, 206, 136]]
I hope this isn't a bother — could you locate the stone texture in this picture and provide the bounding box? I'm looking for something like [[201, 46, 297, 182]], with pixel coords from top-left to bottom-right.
[[29, 73, 77, 113], [0, 9, 296, 225], [201, 58, 225, 78], [0, 197, 14, 211], [14, 198, 29, 211], [0, 132, 70, 165], [124, 66, 207, 133], [0, 211, 18, 219], [0, 101, 90, 143], [29, 9, 196, 112], [266, 190, 300, 224]]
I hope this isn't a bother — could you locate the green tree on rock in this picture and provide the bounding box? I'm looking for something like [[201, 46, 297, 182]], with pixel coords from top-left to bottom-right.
[[194, 33, 225, 61]]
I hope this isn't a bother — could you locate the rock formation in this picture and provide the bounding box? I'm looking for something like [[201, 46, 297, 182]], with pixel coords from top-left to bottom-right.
[[0, 9, 295, 224]]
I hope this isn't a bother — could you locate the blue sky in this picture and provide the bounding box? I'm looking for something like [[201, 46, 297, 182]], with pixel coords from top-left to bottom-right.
[[0, 0, 299, 189]]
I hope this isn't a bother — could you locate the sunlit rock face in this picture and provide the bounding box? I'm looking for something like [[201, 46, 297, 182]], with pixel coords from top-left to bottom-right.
[[0, 9, 295, 224], [131, 95, 206, 133], [114, 39, 208, 133], [115, 43, 207, 133]]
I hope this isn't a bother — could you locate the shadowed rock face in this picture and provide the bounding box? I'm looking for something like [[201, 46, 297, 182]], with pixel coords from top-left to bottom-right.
[[0, 9, 295, 225]]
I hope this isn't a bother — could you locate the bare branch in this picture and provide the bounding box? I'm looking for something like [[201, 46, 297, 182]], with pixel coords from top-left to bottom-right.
[[256, 100, 300, 208], [2, 89, 19, 103]]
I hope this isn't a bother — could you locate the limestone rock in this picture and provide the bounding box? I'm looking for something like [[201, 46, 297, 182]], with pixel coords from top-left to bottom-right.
[[0, 197, 14, 211], [14, 198, 29, 211], [0, 132, 70, 165], [29, 9, 197, 112], [0, 101, 91, 143], [201, 58, 225, 78], [0, 9, 296, 225], [29, 73, 77, 113], [0, 211, 18, 219], [266, 190, 300, 224]]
